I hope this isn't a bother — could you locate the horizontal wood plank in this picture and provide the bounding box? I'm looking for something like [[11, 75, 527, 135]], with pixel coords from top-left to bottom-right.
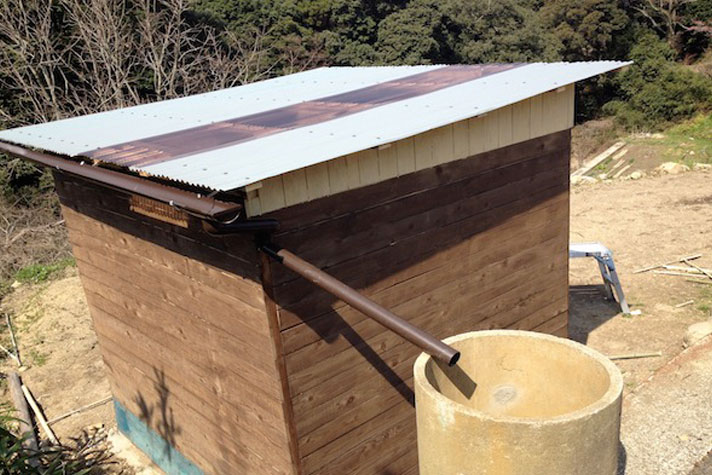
[[280, 194, 568, 356], [269, 131, 571, 473], [294, 259, 568, 453], [102, 344, 292, 473], [67, 228, 272, 342], [275, 179, 568, 330]]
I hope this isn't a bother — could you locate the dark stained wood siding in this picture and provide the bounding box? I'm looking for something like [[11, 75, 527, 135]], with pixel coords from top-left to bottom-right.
[[53, 127, 570, 474], [263, 130, 571, 474], [54, 174, 299, 474]]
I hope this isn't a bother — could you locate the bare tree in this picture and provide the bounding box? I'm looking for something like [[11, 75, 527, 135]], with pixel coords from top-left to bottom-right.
[[136, 0, 276, 99], [0, 0, 280, 128], [0, 0, 70, 123], [634, 0, 699, 53], [62, 0, 142, 111]]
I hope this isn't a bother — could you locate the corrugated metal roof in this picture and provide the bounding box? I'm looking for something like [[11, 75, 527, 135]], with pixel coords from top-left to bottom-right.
[[0, 62, 629, 191]]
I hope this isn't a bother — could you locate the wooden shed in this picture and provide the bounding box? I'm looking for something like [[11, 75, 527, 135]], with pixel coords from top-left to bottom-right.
[[0, 62, 627, 474]]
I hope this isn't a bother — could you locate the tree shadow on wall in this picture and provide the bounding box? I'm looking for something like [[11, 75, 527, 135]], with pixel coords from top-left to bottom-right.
[[134, 368, 180, 462]]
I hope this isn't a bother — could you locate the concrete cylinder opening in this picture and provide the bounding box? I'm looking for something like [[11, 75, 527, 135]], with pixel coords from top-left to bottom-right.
[[414, 330, 623, 475]]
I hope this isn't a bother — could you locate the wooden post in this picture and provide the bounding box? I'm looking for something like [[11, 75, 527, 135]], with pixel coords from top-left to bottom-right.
[[7, 372, 39, 466]]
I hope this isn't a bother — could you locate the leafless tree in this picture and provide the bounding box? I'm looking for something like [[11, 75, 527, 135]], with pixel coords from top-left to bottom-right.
[[136, 0, 277, 99], [0, 0, 70, 123], [0, 0, 296, 280], [0, 0, 281, 128], [62, 0, 143, 111], [634, 0, 700, 53]]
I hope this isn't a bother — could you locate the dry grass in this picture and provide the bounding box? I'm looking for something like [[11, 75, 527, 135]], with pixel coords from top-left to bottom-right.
[[571, 118, 620, 170], [0, 193, 71, 295]]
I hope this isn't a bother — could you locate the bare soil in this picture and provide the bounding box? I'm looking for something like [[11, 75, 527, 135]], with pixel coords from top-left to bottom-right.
[[569, 169, 712, 392], [570, 118, 619, 170], [0, 267, 113, 438]]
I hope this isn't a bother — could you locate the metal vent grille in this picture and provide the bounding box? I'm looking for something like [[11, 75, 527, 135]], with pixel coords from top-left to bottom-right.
[[129, 195, 189, 228]]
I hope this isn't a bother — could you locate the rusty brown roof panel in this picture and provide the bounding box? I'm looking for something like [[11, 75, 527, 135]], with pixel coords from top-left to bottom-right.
[[81, 64, 520, 168]]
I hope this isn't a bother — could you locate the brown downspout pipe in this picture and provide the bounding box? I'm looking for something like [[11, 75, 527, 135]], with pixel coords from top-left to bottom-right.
[[260, 242, 461, 366], [206, 220, 459, 365], [0, 141, 241, 220]]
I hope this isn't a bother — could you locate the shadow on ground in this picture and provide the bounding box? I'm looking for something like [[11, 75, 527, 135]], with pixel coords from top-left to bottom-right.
[[568, 284, 621, 344], [689, 448, 712, 475], [617, 441, 628, 474]]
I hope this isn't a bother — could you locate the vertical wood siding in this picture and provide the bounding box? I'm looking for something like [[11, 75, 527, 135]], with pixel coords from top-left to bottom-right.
[[245, 86, 574, 216]]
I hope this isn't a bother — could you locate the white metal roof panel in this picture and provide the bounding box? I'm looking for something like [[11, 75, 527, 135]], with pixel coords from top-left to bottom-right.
[[0, 62, 629, 191], [0, 65, 441, 156]]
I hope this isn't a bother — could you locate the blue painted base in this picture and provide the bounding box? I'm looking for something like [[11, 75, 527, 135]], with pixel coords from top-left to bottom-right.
[[114, 400, 203, 475]]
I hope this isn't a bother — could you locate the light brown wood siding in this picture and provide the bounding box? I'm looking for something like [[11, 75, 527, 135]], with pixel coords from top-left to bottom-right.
[[264, 130, 571, 474], [54, 174, 298, 474]]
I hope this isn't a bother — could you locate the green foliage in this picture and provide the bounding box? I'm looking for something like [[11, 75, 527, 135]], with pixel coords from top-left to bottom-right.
[[0, 404, 38, 473], [447, 0, 560, 63], [539, 0, 630, 60], [632, 113, 712, 165], [375, 0, 454, 64], [0, 402, 109, 473], [0, 155, 55, 207], [668, 113, 712, 141], [680, 0, 712, 58], [28, 348, 48, 367], [14, 258, 75, 285], [604, 33, 712, 130]]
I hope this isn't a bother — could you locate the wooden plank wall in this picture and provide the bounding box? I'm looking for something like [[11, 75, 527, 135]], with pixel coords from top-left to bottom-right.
[[54, 174, 299, 474], [245, 86, 574, 216], [264, 130, 571, 474]]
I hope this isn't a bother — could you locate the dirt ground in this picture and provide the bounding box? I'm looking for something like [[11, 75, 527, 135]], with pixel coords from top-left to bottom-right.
[[569, 169, 712, 390], [0, 167, 710, 473], [0, 269, 113, 438], [621, 334, 712, 475]]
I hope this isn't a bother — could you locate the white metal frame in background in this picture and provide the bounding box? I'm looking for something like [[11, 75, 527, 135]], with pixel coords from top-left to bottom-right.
[[570, 242, 630, 314]]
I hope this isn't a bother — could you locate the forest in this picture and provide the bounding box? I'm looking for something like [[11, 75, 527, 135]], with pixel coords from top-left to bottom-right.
[[1, 0, 711, 131]]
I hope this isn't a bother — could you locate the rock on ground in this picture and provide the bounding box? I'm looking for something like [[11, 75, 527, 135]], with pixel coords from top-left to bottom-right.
[[684, 320, 712, 348], [657, 162, 691, 175], [571, 175, 597, 185]]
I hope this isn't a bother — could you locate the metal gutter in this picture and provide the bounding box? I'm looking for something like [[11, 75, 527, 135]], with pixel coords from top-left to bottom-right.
[[0, 140, 241, 220]]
